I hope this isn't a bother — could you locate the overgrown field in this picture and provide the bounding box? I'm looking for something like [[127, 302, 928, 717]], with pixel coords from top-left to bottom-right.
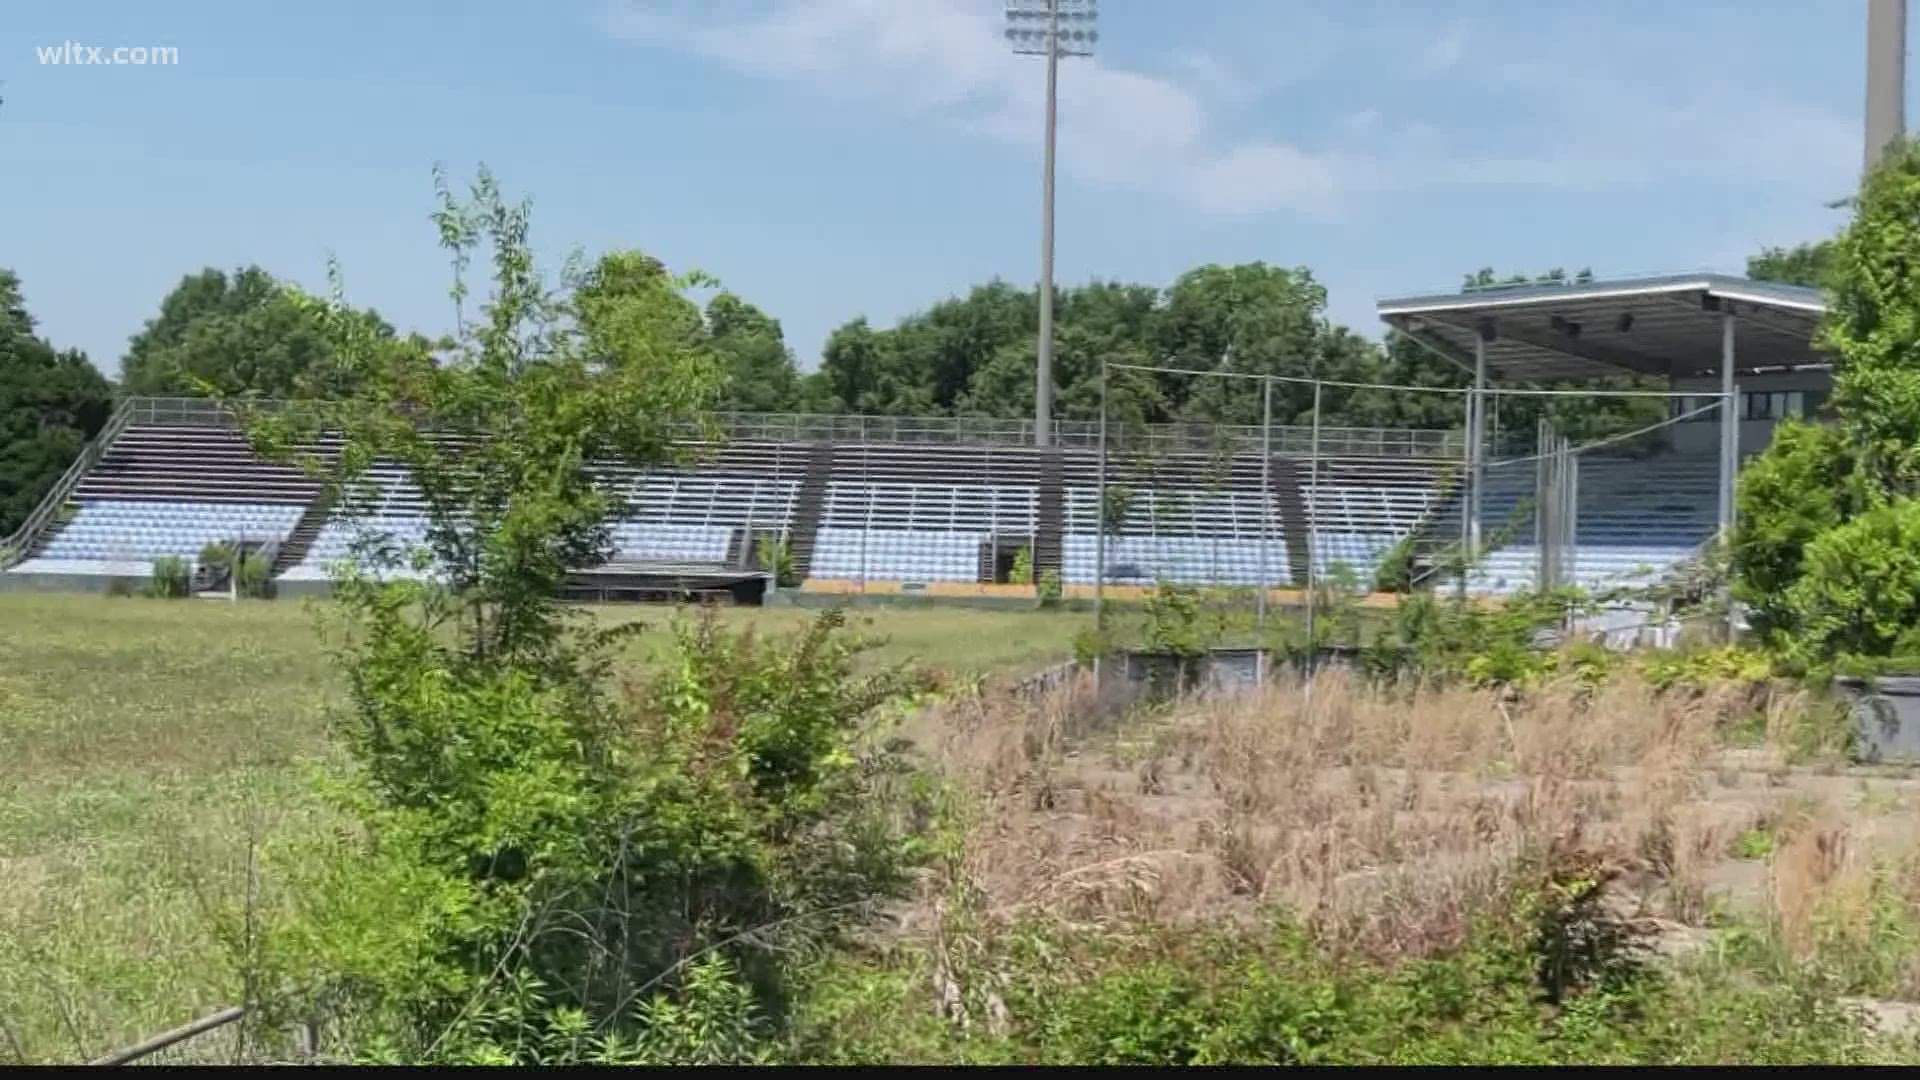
[[12, 592, 1920, 1063], [0, 593, 1089, 1063], [792, 670, 1920, 1064]]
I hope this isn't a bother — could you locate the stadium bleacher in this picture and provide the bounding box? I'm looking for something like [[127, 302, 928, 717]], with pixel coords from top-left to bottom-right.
[[2, 405, 1715, 600], [8, 424, 320, 578], [1465, 455, 1716, 595]]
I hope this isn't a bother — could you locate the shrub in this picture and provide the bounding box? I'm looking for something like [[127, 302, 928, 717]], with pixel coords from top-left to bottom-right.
[[260, 604, 932, 1062], [1731, 420, 1858, 642], [145, 555, 191, 598], [198, 540, 235, 571], [1037, 569, 1062, 608], [236, 552, 273, 599], [1072, 625, 1118, 665], [783, 888, 1879, 1065], [757, 532, 798, 588], [1781, 497, 1920, 662], [1008, 546, 1034, 586], [1372, 534, 1419, 594], [102, 575, 135, 598], [241, 169, 925, 1065], [1140, 581, 1215, 657]]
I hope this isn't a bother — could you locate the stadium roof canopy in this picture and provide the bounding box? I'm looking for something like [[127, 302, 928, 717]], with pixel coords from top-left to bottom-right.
[[1375, 273, 1827, 383]]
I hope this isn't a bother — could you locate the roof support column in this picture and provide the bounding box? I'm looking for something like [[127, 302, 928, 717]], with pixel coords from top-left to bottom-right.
[[1719, 309, 1739, 640], [1469, 323, 1491, 563], [1717, 311, 1736, 538]]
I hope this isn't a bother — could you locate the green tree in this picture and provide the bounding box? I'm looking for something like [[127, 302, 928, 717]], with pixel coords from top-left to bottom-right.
[[1731, 420, 1859, 643], [1158, 262, 1329, 426], [1781, 497, 1920, 662], [707, 292, 800, 412], [0, 269, 113, 537], [120, 265, 388, 399], [1732, 141, 1920, 662], [1821, 140, 1920, 498], [1747, 241, 1836, 288], [245, 169, 921, 1062]]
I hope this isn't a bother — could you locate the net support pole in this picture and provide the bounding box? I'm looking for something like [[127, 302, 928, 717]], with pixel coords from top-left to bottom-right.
[[1534, 418, 1550, 593], [1305, 380, 1322, 661], [1094, 360, 1109, 627], [1719, 309, 1739, 639], [1469, 329, 1488, 563], [1256, 376, 1272, 645], [1566, 442, 1579, 594]]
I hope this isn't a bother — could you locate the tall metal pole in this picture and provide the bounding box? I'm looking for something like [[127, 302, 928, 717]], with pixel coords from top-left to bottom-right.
[[1305, 380, 1323, 656], [1256, 376, 1272, 642], [1866, 0, 1908, 176], [1094, 360, 1109, 626], [1469, 332, 1488, 562], [1534, 417, 1549, 593], [1034, 0, 1060, 448], [1719, 310, 1739, 640]]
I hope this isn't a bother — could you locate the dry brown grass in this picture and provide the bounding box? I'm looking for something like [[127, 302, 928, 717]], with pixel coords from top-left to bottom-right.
[[912, 668, 1800, 960]]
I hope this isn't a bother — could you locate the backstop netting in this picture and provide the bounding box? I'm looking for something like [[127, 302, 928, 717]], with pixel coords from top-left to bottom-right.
[[1089, 361, 1732, 647]]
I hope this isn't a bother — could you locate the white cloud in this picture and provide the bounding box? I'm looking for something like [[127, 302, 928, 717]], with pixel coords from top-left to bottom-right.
[[1415, 26, 1470, 77], [599, 0, 1362, 220], [1170, 49, 1261, 105], [599, 1, 1859, 218]]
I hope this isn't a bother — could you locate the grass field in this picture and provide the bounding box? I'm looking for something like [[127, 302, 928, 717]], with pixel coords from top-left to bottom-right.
[[0, 593, 1092, 1063]]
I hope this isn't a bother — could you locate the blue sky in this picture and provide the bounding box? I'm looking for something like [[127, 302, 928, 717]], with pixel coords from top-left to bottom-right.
[[0, 1, 1885, 379]]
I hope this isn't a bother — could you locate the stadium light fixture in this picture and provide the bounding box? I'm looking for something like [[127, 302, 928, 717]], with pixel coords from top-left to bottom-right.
[[1006, 0, 1098, 447]]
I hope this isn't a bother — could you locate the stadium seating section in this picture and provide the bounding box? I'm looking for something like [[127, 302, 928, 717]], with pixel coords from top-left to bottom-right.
[[4, 416, 1715, 596]]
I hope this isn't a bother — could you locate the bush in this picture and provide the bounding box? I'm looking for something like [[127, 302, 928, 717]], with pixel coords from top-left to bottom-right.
[[236, 552, 273, 598], [145, 555, 191, 598], [1008, 547, 1034, 586], [757, 532, 798, 588], [265, 606, 933, 1064], [198, 540, 235, 571], [102, 575, 135, 598], [1072, 625, 1118, 665], [783, 880, 1879, 1065], [1780, 497, 1920, 663], [1037, 569, 1062, 608], [1731, 420, 1858, 642], [1140, 581, 1215, 657], [1372, 534, 1419, 594]]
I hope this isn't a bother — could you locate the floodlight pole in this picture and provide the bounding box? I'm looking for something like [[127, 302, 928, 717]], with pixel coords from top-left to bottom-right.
[[1011, 0, 1094, 447], [1035, 0, 1059, 448], [1867, 0, 1907, 176]]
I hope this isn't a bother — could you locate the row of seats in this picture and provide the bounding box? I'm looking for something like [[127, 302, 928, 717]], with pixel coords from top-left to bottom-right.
[[1468, 545, 1701, 596], [821, 483, 1039, 532], [295, 516, 737, 575], [36, 501, 304, 565], [1061, 536, 1293, 587], [810, 528, 984, 583]]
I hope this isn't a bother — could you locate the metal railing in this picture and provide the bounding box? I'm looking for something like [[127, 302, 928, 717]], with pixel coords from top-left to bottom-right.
[[1, 398, 136, 567], [711, 410, 1464, 457], [112, 398, 1466, 459]]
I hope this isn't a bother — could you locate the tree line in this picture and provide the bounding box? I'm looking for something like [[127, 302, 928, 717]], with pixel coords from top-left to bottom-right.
[[0, 241, 1831, 538]]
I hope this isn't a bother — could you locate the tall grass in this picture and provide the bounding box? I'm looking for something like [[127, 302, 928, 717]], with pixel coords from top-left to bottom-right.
[[823, 666, 1920, 1063]]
